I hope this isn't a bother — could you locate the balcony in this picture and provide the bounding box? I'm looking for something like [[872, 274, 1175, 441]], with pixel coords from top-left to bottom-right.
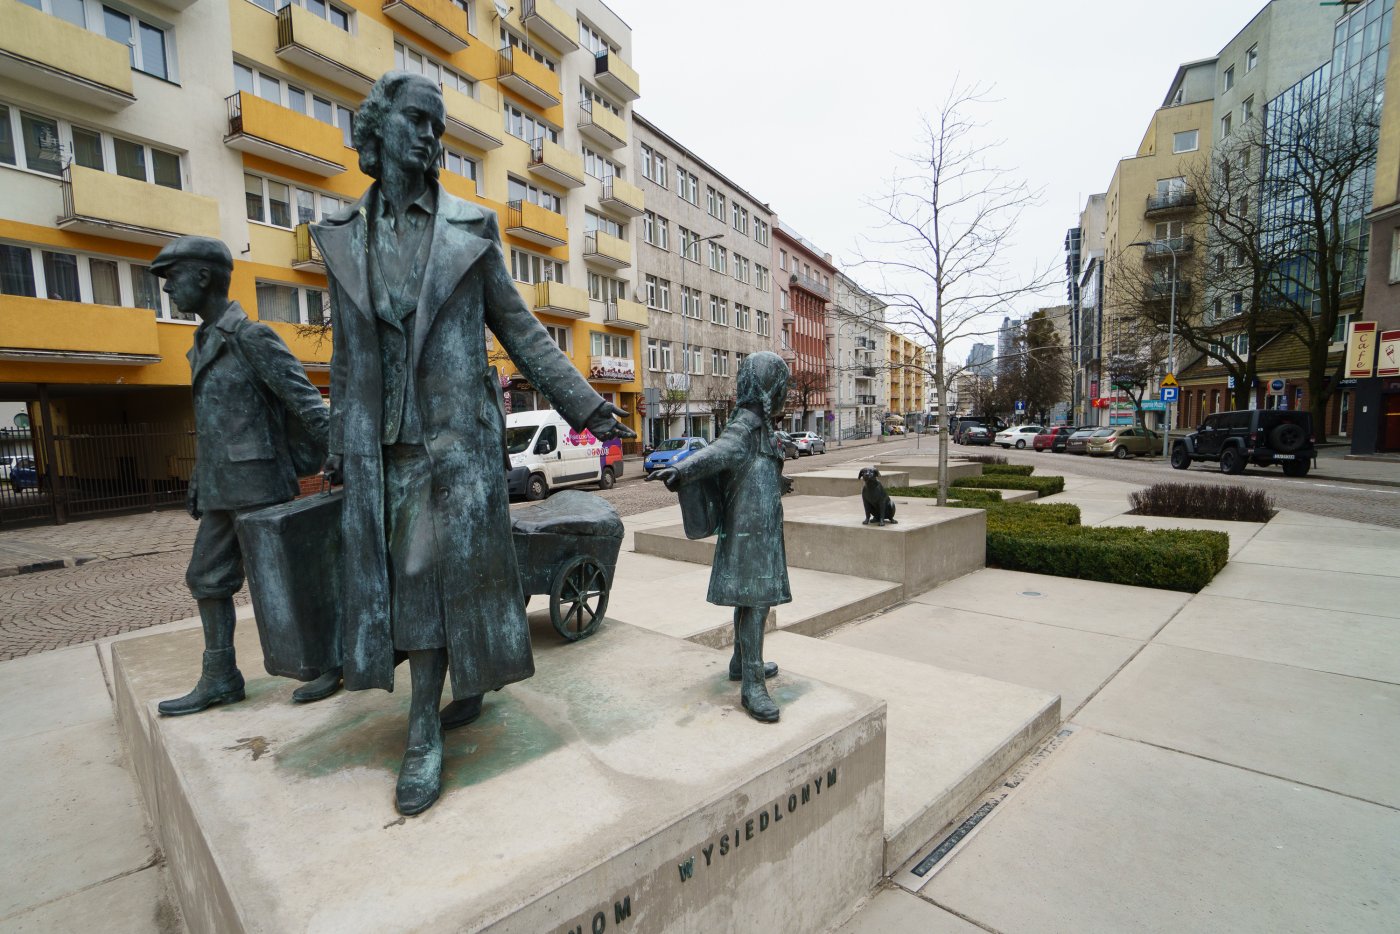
[[779, 346, 797, 363], [531, 280, 589, 318], [521, 0, 578, 53], [276, 4, 392, 95], [790, 271, 831, 299], [382, 0, 469, 54], [505, 200, 567, 247], [58, 166, 221, 245], [589, 354, 636, 383], [605, 299, 648, 330], [578, 100, 627, 150], [224, 93, 346, 176], [1144, 190, 1198, 216], [1144, 280, 1192, 302], [0, 0, 134, 110], [293, 224, 324, 271], [528, 138, 584, 188], [856, 394, 877, 406], [0, 296, 160, 366], [599, 178, 644, 218], [498, 45, 560, 108], [592, 50, 640, 102], [584, 231, 631, 269], [859, 367, 877, 378], [441, 84, 503, 150], [1141, 236, 1194, 259]]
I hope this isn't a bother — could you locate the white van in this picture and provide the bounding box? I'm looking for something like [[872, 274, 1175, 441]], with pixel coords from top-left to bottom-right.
[[504, 410, 620, 500]]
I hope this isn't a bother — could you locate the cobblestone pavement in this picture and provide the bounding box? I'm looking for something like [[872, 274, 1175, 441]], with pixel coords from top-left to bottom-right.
[[3, 434, 1396, 661]]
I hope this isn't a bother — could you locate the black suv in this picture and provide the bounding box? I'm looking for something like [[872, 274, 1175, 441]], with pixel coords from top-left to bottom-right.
[[1171, 409, 1315, 477]]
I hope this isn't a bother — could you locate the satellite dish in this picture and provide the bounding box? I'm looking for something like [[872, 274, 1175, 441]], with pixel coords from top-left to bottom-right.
[[493, 1, 512, 19]]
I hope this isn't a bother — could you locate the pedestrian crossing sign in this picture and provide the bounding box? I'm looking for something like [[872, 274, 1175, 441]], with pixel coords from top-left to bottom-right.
[[1161, 373, 1179, 388]]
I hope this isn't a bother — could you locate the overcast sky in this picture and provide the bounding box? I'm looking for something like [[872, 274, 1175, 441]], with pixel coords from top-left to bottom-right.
[[610, 0, 1277, 361]]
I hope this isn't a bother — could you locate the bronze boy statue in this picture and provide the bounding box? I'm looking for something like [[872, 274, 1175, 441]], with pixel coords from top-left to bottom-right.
[[647, 351, 792, 723]]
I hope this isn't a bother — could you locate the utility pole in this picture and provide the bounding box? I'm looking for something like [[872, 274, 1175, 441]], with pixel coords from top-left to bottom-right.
[[681, 231, 724, 438]]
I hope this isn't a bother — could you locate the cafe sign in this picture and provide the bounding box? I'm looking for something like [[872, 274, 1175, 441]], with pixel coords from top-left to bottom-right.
[[1346, 321, 1377, 378]]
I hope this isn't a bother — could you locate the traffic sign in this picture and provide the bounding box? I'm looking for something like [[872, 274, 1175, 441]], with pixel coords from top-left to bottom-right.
[[1014, 400, 1025, 412], [1160, 387, 1179, 403], [1160, 373, 1179, 388]]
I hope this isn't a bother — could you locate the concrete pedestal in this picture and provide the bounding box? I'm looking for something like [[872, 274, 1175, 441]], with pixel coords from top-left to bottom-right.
[[790, 470, 910, 498], [113, 619, 886, 934], [872, 457, 983, 482]]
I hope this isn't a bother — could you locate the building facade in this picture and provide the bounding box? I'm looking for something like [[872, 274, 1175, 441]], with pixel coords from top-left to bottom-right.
[[631, 114, 774, 444], [1, 0, 644, 524], [773, 222, 834, 433], [885, 329, 926, 425], [830, 273, 887, 441]]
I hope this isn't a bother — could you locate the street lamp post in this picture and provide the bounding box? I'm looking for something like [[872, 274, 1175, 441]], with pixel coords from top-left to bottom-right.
[[680, 232, 724, 438], [1129, 238, 1178, 460]]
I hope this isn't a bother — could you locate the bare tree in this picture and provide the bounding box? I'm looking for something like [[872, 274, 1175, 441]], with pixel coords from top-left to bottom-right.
[[785, 368, 827, 431], [854, 84, 1057, 503], [653, 387, 689, 440], [1105, 317, 1170, 427]]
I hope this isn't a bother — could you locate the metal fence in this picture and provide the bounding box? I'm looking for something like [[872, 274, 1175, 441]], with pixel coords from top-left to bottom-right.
[[0, 421, 195, 528]]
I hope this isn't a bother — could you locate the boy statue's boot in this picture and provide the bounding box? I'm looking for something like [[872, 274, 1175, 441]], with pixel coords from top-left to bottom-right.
[[397, 649, 446, 816], [292, 666, 343, 703], [728, 607, 778, 682], [158, 598, 245, 716], [736, 608, 780, 723]]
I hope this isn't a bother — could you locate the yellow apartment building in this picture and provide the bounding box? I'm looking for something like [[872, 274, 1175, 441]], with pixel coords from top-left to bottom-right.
[[885, 328, 926, 422], [0, 0, 643, 522]]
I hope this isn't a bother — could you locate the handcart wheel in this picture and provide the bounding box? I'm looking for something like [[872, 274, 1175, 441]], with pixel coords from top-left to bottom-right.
[[550, 554, 609, 641]]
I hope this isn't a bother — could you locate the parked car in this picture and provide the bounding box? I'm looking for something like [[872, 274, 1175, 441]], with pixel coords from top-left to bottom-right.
[[8, 457, 38, 491], [1171, 409, 1315, 476], [644, 436, 708, 474], [960, 425, 994, 446], [791, 431, 827, 455], [1063, 428, 1098, 455], [774, 432, 800, 459], [1035, 426, 1074, 452], [994, 425, 1043, 449], [1052, 426, 1093, 453], [1086, 426, 1161, 458], [0, 454, 19, 482]]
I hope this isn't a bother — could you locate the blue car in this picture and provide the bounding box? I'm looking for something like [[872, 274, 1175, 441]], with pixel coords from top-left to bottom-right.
[[644, 437, 707, 473], [8, 457, 38, 491]]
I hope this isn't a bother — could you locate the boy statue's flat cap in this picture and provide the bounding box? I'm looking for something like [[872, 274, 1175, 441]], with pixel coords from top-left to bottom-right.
[[150, 236, 233, 278]]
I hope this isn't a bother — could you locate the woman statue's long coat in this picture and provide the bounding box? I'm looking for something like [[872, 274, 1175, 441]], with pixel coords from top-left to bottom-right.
[[312, 184, 605, 698]]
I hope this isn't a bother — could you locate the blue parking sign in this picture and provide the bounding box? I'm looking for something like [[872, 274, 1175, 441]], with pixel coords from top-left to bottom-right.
[[1160, 387, 1179, 402]]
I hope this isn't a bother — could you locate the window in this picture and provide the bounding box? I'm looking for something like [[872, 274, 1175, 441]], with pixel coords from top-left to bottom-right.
[[1390, 228, 1400, 283], [582, 147, 620, 181], [590, 331, 631, 358], [239, 67, 358, 146], [1154, 220, 1183, 241], [707, 241, 727, 274], [1223, 65, 1235, 91], [1246, 44, 1258, 72], [706, 186, 725, 219], [508, 175, 562, 213], [1172, 129, 1199, 153], [780, 290, 789, 312], [678, 168, 698, 205], [544, 324, 569, 353], [640, 143, 654, 180], [678, 227, 700, 263], [779, 249, 788, 271], [709, 295, 727, 326], [1241, 96, 1254, 123], [754, 264, 770, 292], [1220, 113, 1232, 138], [732, 254, 750, 284], [501, 28, 556, 71], [734, 303, 751, 331], [710, 348, 723, 375], [681, 286, 702, 319], [244, 173, 342, 227], [1236, 194, 1249, 218], [1156, 176, 1186, 198], [395, 42, 475, 95], [642, 211, 670, 250], [647, 337, 661, 371], [0, 104, 183, 187], [443, 149, 479, 191], [683, 344, 704, 375], [653, 151, 668, 188], [644, 274, 670, 311], [510, 248, 564, 284], [756, 309, 771, 337], [503, 102, 558, 145], [587, 272, 626, 304], [0, 239, 202, 319], [732, 203, 749, 235], [86, 4, 175, 80], [579, 81, 620, 117], [584, 209, 623, 239], [578, 18, 617, 55], [753, 218, 769, 245]]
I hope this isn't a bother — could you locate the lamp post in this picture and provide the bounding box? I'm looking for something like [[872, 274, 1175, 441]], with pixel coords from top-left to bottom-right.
[[680, 232, 724, 438], [1129, 238, 1178, 460]]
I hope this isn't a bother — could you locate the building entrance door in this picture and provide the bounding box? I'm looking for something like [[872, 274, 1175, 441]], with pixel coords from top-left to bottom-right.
[[1382, 393, 1400, 452]]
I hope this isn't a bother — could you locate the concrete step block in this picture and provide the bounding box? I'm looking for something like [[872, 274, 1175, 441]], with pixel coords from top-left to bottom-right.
[[872, 457, 983, 482], [790, 470, 910, 497]]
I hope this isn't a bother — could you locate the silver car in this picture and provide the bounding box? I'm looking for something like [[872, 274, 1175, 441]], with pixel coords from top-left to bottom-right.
[[791, 432, 827, 455]]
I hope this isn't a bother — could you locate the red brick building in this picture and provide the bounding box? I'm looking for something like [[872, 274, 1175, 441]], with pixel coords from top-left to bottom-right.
[[773, 223, 835, 433]]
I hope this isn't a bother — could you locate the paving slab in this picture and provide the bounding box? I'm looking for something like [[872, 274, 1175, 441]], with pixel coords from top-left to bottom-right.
[[834, 887, 983, 934], [923, 729, 1400, 934], [0, 644, 114, 743], [1096, 514, 1264, 557], [1202, 563, 1399, 618], [829, 602, 1141, 715], [1268, 507, 1390, 529], [0, 866, 179, 934], [1156, 594, 1400, 684], [0, 718, 156, 919], [1076, 644, 1400, 807], [768, 631, 1059, 871], [1232, 538, 1400, 577], [909, 568, 1189, 641], [1251, 520, 1400, 548]]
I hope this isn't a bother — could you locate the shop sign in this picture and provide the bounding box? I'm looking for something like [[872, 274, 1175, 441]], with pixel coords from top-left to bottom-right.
[[589, 355, 636, 382], [1378, 329, 1400, 378], [1346, 322, 1377, 378]]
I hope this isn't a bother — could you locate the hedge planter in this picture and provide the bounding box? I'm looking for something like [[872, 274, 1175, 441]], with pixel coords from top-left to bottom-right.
[[952, 474, 1065, 497]]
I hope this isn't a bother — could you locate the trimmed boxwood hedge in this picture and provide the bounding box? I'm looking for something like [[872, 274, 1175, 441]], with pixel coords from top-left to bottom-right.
[[952, 474, 1065, 497], [981, 464, 1036, 477], [888, 485, 1228, 592]]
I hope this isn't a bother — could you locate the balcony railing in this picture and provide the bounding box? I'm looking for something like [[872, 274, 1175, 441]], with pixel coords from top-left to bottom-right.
[[605, 299, 648, 329], [58, 165, 221, 245], [276, 4, 392, 94], [593, 49, 640, 101], [0, 0, 135, 109], [521, 0, 578, 53], [789, 271, 831, 299], [293, 224, 324, 270], [1144, 280, 1192, 302], [382, 0, 469, 54], [578, 100, 627, 150], [528, 137, 585, 189], [856, 395, 877, 406], [498, 44, 560, 108], [531, 280, 589, 318], [1144, 190, 1198, 215], [441, 84, 503, 150], [859, 367, 876, 378], [1142, 236, 1194, 258], [505, 199, 567, 247], [224, 92, 346, 176], [600, 178, 644, 218], [584, 231, 631, 269]]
